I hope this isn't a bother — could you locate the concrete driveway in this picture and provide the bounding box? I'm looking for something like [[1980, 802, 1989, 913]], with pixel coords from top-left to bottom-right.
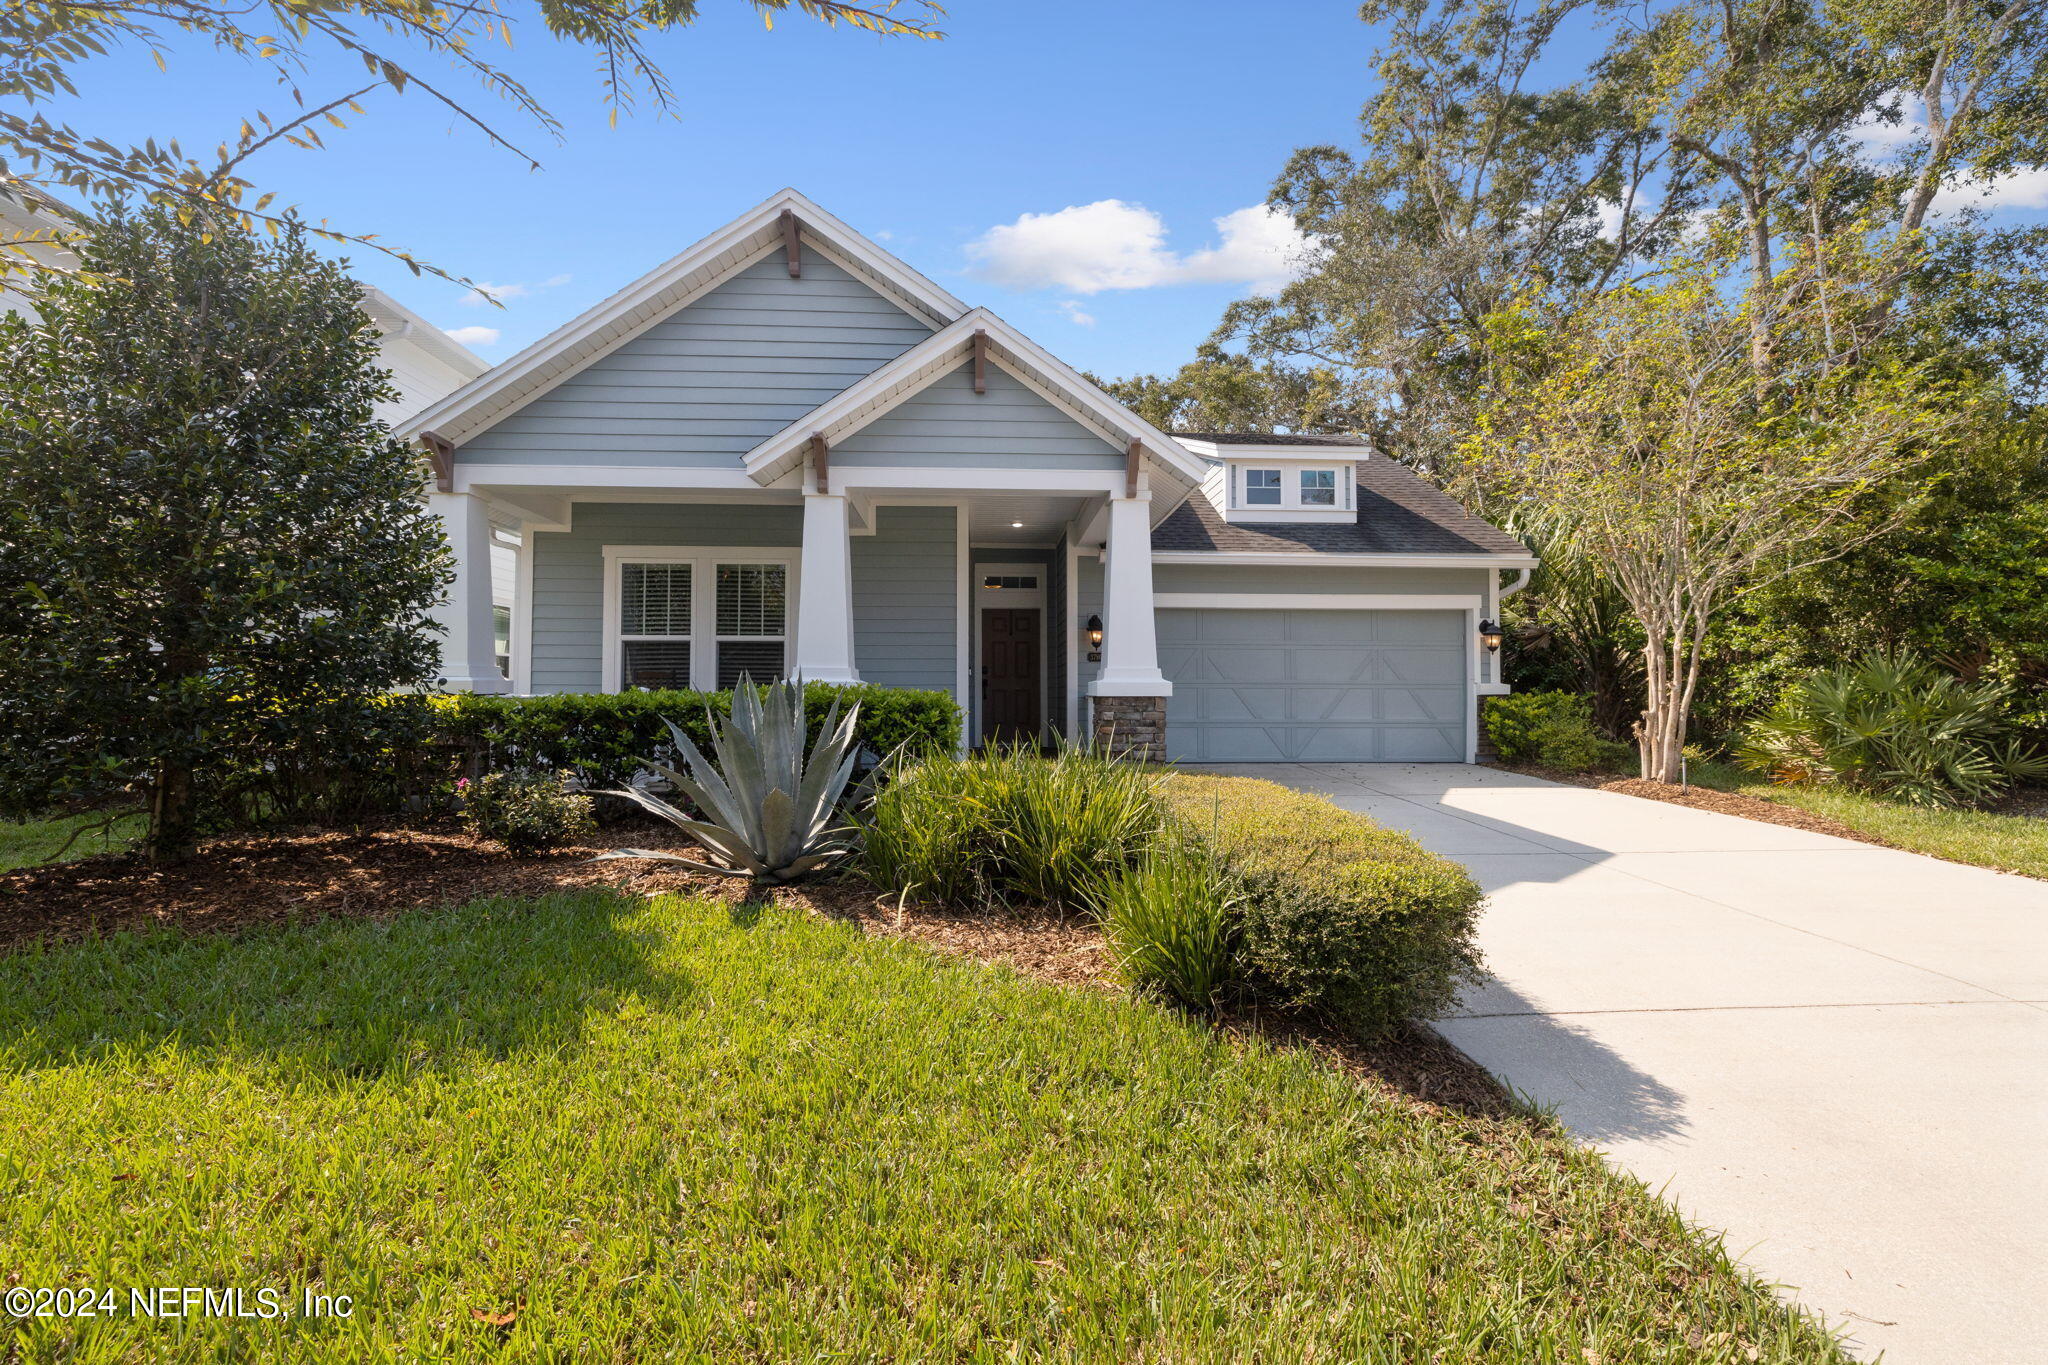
[[1199, 762, 2048, 1363]]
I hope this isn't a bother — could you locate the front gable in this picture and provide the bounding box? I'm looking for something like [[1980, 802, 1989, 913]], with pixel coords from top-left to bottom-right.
[[830, 362, 1123, 469], [456, 249, 934, 467]]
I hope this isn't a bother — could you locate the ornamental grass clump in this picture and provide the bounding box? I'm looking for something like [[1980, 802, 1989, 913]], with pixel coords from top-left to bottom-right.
[[857, 745, 1160, 909], [1736, 654, 2048, 808], [1088, 834, 1240, 1011], [598, 678, 865, 883]]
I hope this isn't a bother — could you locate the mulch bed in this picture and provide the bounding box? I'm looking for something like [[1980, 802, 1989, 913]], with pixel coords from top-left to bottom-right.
[[1493, 762, 1892, 845], [0, 820, 1518, 1121]]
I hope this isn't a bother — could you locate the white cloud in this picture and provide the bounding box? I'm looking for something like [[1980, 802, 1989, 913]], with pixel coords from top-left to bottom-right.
[[1930, 165, 2048, 216], [965, 200, 1310, 296], [459, 272, 572, 307], [443, 324, 501, 347], [1056, 299, 1096, 327], [1593, 199, 1627, 242]]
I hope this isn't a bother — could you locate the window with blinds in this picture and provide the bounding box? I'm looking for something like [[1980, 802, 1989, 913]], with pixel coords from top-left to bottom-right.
[[715, 563, 787, 688], [620, 562, 692, 690]]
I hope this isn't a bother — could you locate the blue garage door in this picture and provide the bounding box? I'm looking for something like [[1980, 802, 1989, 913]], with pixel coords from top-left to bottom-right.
[[1160, 608, 1469, 763]]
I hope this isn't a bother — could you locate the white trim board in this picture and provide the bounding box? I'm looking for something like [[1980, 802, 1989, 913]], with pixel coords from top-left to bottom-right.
[[1151, 594, 1482, 611], [1151, 551, 1537, 570]]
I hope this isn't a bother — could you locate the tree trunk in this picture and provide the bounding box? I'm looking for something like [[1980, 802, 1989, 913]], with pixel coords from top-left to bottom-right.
[[1634, 631, 1690, 784], [149, 759, 199, 863]]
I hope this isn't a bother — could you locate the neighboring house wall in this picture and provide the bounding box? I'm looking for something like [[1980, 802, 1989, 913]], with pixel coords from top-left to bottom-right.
[[527, 502, 804, 693], [832, 364, 1125, 469], [852, 506, 958, 693], [377, 342, 483, 428], [456, 253, 932, 468]]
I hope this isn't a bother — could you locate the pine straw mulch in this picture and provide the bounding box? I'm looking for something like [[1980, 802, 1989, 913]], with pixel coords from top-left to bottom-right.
[[0, 820, 1516, 1121]]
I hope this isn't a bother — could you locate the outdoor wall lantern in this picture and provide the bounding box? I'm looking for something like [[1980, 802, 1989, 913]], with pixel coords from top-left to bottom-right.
[[1478, 618, 1504, 654], [1086, 614, 1104, 662]]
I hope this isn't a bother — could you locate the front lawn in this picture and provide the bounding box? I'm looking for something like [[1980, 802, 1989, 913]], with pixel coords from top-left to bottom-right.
[[0, 810, 142, 872], [0, 889, 1845, 1362]]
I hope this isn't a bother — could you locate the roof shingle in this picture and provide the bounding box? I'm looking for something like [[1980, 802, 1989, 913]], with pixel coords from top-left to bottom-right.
[[1150, 458, 1529, 558]]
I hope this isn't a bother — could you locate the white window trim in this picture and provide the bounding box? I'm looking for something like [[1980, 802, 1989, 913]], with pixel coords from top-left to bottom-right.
[[601, 545, 800, 693], [1227, 460, 1356, 516]]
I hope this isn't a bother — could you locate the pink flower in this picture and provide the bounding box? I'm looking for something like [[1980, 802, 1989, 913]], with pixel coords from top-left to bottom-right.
[[456, 778, 470, 791]]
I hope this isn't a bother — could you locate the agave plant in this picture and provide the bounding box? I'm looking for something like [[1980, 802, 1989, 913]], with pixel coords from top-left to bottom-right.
[[598, 678, 864, 882]]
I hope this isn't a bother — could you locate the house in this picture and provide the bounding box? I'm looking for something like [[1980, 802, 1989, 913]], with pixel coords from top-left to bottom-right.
[[400, 189, 1534, 763]]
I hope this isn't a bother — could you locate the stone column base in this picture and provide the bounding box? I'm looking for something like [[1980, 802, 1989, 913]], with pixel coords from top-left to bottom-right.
[[1090, 695, 1167, 762]]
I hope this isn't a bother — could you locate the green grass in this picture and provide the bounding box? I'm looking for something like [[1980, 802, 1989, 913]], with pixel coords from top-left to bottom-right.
[[0, 810, 143, 872], [1683, 759, 2048, 880], [0, 890, 1844, 1362]]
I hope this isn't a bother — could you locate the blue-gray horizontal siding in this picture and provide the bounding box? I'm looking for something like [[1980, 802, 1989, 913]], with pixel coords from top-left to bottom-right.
[[458, 253, 932, 467], [832, 364, 1125, 469], [527, 503, 802, 693], [853, 506, 957, 695]]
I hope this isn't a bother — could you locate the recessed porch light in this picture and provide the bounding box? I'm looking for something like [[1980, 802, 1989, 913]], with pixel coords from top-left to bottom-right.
[[1010, 520, 1025, 528]]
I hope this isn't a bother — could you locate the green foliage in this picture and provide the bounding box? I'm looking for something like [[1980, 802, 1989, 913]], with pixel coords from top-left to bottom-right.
[[857, 746, 1161, 909], [0, 891, 1844, 1359], [1735, 655, 2048, 809], [1483, 692, 1628, 773], [458, 770, 595, 855], [0, 206, 449, 861], [434, 683, 958, 795], [597, 679, 864, 883], [1091, 835, 1241, 1012], [1161, 774, 1485, 1034]]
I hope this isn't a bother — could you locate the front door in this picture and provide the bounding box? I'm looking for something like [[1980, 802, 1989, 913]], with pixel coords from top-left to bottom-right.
[[980, 608, 1042, 745]]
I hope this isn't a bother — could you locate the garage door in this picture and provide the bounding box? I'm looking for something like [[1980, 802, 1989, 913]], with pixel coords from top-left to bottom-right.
[[1159, 608, 1469, 763]]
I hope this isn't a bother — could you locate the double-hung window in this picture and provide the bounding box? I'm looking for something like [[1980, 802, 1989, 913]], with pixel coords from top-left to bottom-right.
[[1299, 468, 1338, 506], [713, 562, 788, 688], [607, 550, 795, 692], [1244, 468, 1283, 505]]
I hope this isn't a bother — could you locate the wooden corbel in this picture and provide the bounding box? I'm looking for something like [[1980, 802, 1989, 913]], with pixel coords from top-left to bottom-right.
[[971, 328, 988, 395], [421, 431, 456, 493], [780, 209, 802, 279], [810, 432, 829, 494], [1124, 438, 1143, 499]]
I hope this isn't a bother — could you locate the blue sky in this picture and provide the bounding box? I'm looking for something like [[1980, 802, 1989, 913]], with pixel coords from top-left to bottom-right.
[[68, 1, 1387, 379]]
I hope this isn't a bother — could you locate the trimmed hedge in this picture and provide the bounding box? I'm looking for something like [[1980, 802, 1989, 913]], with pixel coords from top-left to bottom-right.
[[1161, 773, 1485, 1033], [431, 683, 961, 791]]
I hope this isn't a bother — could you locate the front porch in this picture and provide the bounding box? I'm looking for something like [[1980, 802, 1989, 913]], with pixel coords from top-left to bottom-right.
[[429, 464, 1176, 756]]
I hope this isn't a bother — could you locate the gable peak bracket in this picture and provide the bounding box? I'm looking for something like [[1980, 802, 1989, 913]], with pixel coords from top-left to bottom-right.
[[780, 209, 802, 279], [971, 328, 988, 395], [421, 431, 456, 494], [809, 432, 830, 494], [1124, 438, 1144, 500]]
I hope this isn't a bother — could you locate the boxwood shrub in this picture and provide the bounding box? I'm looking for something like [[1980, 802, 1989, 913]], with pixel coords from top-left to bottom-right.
[[432, 684, 961, 791], [1161, 773, 1485, 1033], [1483, 691, 1631, 773]]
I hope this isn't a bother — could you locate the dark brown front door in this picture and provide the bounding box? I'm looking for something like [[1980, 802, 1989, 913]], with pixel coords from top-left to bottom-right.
[[980, 608, 1041, 745]]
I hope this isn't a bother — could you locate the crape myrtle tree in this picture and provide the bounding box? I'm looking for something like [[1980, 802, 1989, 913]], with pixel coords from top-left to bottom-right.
[[1466, 247, 1973, 783], [0, 204, 449, 862]]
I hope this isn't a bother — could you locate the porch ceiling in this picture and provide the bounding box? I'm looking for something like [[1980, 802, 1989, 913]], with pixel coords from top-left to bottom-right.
[[963, 493, 1093, 548]]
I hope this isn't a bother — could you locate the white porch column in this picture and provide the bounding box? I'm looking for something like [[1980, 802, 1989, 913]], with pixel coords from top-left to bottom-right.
[[428, 491, 509, 693], [794, 492, 860, 684], [1087, 494, 1171, 697]]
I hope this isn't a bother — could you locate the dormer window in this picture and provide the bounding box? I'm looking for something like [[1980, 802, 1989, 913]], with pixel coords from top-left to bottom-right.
[[1300, 469, 1337, 506], [1245, 469, 1283, 505]]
